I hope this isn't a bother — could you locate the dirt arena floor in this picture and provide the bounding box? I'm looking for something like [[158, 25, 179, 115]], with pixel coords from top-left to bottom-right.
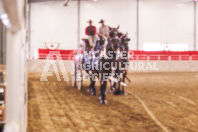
[[27, 72, 198, 132]]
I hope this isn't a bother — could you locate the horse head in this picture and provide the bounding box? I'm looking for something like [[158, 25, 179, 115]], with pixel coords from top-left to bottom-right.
[[109, 25, 120, 39], [120, 33, 130, 51], [82, 38, 91, 52]]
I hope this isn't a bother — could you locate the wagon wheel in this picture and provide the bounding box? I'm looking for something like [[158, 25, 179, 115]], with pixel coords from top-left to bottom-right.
[[72, 61, 76, 87], [76, 70, 82, 90], [72, 57, 82, 90]]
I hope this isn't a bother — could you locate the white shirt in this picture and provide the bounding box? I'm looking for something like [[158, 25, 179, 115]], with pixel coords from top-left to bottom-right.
[[99, 25, 109, 36]]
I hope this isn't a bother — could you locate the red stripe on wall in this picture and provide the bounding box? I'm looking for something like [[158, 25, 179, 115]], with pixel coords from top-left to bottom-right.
[[38, 49, 198, 61]]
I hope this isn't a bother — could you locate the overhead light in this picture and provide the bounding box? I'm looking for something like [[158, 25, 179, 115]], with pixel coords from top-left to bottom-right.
[[0, 0, 11, 28], [0, 13, 11, 27], [2, 17, 11, 27], [0, 14, 8, 19]]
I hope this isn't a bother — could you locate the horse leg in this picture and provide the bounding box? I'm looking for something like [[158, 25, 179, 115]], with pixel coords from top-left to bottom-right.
[[109, 80, 114, 93], [113, 71, 121, 95], [111, 73, 117, 94], [89, 75, 96, 95], [88, 73, 94, 92], [118, 74, 121, 94], [121, 73, 126, 95], [88, 80, 93, 92], [100, 81, 107, 104], [86, 70, 92, 92], [113, 81, 117, 91], [92, 80, 96, 96]]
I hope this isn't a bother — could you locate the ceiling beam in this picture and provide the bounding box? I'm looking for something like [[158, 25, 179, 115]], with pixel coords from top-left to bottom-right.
[[28, 0, 87, 3], [28, 0, 64, 3]]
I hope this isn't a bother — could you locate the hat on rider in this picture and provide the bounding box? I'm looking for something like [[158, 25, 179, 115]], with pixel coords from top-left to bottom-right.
[[99, 19, 105, 23], [87, 19, 93, 23]]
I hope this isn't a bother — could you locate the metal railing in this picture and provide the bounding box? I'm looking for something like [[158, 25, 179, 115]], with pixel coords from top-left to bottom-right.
[[132, 55, 198, 61], [35, 53, 198, 61]]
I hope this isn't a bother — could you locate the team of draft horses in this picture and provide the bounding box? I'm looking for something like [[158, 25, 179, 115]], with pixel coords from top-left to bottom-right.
[[78, 19, 131, 104]]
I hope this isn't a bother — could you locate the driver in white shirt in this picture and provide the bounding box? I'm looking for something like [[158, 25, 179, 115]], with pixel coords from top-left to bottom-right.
[[98, 19, 109, 38]]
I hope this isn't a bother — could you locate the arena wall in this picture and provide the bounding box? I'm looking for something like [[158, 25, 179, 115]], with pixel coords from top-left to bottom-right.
[[139, 0, 194, 50], [27, 60, 198, 73], [29, 0, 198, 54]]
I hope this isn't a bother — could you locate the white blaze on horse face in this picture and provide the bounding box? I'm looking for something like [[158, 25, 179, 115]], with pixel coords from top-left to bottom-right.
[[40, 51, 69, 82]]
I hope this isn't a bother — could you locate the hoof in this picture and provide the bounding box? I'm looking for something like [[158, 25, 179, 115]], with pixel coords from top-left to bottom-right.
[[100, 100, 107, 104], [87, 88, 90, 92], [121, 92, 127, 96], [113, 89, 121, 95], [99, 96, 101, 100], [92, 92, 96, 96], [109, 90, 113, 94]]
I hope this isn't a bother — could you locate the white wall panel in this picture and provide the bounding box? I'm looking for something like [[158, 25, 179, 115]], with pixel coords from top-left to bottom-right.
[[79, 0, 137, 50], [139, 0, 194, 50], [30, 1, 78, 53], [29, 0, 197, 51], [190, 61, 198, 71], [196, 2, 198, 50]]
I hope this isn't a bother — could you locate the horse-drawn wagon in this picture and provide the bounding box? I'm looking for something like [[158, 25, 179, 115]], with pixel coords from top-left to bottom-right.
[[72, 26, 131, 104]]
